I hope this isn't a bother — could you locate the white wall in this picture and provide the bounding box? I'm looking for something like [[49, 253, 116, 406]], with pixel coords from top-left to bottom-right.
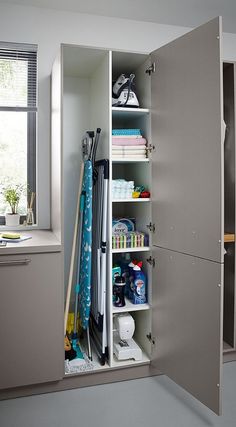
[[0, 3, 236, 228]]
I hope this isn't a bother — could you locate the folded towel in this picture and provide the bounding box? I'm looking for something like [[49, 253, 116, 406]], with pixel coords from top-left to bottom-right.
[[112, 129, 141, 136], [112, 151, 147, 156], [112, 145, 146, 151], [112, 153, 147, 159], [112, 135, 143, 139], [112, 137, 146, 146]]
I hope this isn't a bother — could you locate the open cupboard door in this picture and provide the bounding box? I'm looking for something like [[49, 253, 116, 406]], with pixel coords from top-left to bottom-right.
[[151, 17, 224, 263], [150, 18, 224, 414], [151, 247, 223, 414]]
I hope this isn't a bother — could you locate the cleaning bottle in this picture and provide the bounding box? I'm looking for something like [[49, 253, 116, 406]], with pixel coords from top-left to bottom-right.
[[127, 259, 137, 300], [119, 253, 131, 288], [113, 275, 126, 307], [132, 262, 147, 304]]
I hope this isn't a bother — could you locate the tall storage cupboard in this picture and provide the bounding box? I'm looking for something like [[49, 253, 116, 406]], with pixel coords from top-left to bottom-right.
[[1, 16, 234, 414], [50, 16, 230, 415]]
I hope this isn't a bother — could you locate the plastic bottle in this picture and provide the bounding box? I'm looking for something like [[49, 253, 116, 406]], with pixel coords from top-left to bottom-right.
[[113, 275, 126, 307], [127, 260, 137, 299], [132, 262, 147, 304]]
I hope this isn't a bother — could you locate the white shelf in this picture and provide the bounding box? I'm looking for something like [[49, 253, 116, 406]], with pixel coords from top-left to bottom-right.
[[112, 247, 150, 254], [112, 158, 150, 163], [112, 198, 150, 203], [113, 298, 150, 313], [112, 106, 150, 117]]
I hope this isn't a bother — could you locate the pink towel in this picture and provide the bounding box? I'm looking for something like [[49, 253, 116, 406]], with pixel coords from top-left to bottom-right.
[[112, 137, 147, 146]]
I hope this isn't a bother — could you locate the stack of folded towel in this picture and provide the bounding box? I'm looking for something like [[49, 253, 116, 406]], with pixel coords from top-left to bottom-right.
[[112, 129, 147, 159]]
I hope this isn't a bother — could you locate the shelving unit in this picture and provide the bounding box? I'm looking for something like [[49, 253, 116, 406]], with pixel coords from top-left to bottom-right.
[[110, 50, 153, 371]]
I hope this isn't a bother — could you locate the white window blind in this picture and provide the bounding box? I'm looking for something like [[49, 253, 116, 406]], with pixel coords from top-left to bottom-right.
[[0, 42, 37, 111], [0, 42, 37, 221]]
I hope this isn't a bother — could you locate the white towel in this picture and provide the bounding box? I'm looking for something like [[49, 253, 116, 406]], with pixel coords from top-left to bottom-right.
[[112, 153, 147, 159], [112, 150, 146, 156], [112, 137, 147, 146], [112, 145, 146, 151]]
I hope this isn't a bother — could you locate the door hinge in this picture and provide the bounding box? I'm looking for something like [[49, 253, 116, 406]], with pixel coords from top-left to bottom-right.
[[146, 222, 155, 233], [146, 332, 156, 346], [145, 63, 156, 75], [146, 144, 155, 153], [146, 256, 155, 268]]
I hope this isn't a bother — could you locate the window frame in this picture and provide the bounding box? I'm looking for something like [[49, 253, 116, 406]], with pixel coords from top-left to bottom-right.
[[0, 43, 37, 225]]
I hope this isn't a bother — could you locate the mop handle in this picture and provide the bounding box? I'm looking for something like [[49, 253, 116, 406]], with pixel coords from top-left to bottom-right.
[[64, 162, 85, 336]]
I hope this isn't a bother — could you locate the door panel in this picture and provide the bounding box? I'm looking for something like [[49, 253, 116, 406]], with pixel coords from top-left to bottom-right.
[[152, 246, 223, 414], [151, 17, 224, 263], [0, 252, 64, 389]]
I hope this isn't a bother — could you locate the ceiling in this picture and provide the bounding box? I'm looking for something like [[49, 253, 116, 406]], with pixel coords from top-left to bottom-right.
[[1, 0, 236, 33]]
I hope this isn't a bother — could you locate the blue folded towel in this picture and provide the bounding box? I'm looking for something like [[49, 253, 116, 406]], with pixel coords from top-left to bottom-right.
[[112, 129, 141, 136]]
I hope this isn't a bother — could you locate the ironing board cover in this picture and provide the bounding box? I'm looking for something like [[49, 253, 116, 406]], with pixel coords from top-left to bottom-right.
[[79, 160, 93, 330]]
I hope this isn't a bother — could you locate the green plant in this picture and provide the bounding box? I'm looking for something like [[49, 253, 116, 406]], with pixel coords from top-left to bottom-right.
[[3, 186, 21, 214]]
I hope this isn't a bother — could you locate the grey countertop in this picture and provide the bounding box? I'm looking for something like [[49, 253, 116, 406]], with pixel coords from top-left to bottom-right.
[[0, 230, 62, 255]]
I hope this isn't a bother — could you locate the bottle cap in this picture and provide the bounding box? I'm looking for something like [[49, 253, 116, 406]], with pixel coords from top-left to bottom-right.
[[114, 275, 126, 285]]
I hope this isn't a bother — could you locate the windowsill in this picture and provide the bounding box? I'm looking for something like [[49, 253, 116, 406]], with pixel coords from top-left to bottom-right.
[[0, 224, 39, 231]]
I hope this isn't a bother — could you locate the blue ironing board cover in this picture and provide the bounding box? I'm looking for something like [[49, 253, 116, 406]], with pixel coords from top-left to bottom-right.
[[79, 160, 93, 330]]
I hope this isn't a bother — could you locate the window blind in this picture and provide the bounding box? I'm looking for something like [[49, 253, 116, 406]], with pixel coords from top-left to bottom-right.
[[0, 42, 37, 111]]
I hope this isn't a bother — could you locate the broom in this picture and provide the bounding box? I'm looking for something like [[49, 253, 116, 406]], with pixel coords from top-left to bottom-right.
[[64, 163, 84, 360]]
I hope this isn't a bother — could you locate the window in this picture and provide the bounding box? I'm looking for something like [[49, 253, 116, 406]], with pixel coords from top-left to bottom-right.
[[0, 42, 37, 224]]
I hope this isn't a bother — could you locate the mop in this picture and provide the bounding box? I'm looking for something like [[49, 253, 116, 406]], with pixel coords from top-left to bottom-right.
[[64, 161, 85, 362]]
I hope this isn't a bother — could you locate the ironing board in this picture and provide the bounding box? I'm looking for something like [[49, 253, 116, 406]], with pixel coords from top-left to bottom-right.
[[79, 159, 93, 330], [90, 159, 109, 365]]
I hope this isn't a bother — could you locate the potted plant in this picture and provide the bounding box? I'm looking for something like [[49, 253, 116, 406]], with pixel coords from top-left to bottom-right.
[[3, 186, 21, 226]]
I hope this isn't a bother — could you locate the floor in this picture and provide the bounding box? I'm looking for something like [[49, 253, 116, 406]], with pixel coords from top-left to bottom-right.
[[0, 362, 236, 427]]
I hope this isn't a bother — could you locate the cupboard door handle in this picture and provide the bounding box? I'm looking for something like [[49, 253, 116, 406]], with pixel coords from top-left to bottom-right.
[[0, 258, 31, 266]]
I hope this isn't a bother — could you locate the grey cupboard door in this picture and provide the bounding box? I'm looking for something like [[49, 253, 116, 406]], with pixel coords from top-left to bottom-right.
[[0, 252, 64, 389], [151, 17, 224, 263], [151, 246, 223, 414]]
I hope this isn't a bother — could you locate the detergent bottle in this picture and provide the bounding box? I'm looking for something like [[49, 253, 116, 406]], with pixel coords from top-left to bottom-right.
[[132, 262, 147, 304], [127, 259, 137, 300]]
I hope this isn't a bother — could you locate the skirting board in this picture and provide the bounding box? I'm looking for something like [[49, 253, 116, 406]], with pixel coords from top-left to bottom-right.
[[1, 355, 236, 401], [0, 364, 160, 401]]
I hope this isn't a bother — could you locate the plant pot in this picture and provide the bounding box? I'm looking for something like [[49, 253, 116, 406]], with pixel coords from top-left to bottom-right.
[[5, 213, 20, 227]]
